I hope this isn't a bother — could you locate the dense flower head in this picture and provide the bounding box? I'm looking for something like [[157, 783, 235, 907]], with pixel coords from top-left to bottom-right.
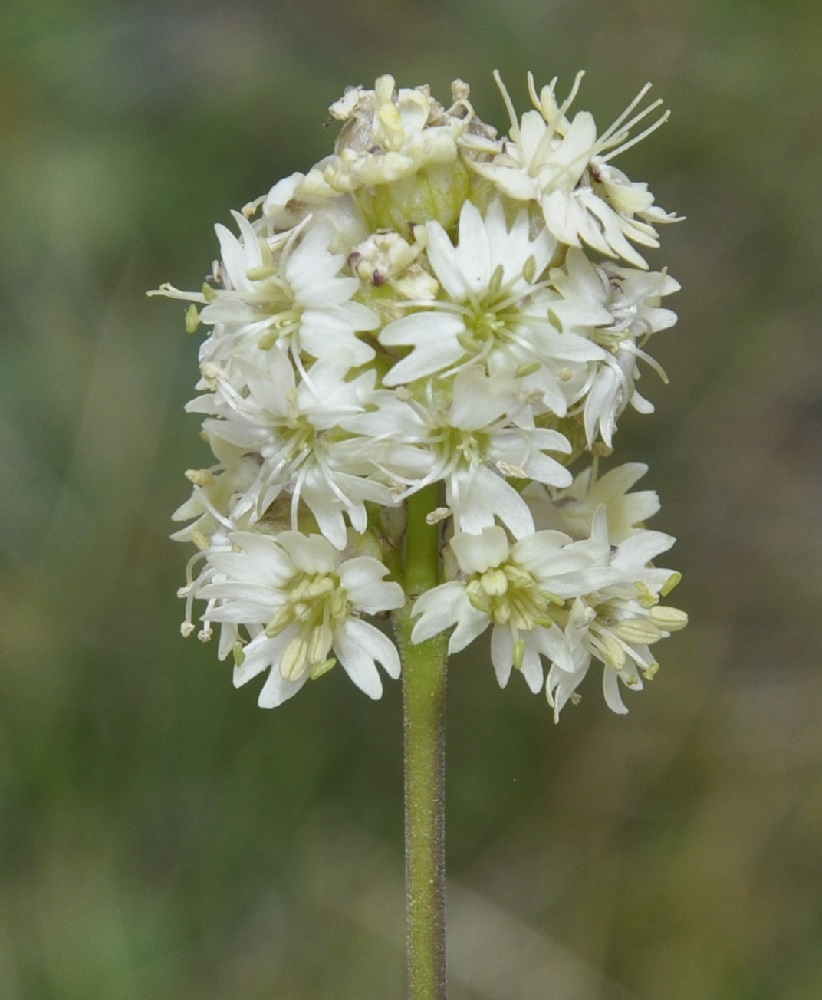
[[154, 69, 686, 716]]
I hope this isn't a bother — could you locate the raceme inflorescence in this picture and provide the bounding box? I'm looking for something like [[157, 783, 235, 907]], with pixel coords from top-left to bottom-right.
[[153, 71, 687, 720]]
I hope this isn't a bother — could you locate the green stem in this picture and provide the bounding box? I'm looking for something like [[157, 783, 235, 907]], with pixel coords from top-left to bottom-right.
[[394, 485, 448, 1000]]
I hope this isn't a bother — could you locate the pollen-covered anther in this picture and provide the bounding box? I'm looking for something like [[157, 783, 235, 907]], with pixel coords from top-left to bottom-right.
[[496, 460, 527, 479], [426, 506, 451, 525], [185, 468, 216, 487], [199, 362, 225, 389]]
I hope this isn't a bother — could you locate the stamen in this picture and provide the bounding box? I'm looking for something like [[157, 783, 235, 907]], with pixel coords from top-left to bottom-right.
[[599, 110, 670, 164], [492, 70, 520, 136]]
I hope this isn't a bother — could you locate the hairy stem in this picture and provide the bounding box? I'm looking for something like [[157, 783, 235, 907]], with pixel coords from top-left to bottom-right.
[[394, 484, 448, 1000]]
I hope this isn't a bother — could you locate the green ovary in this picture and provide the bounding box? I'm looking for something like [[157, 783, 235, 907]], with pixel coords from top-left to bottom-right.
[[356, 161, 471, 233]]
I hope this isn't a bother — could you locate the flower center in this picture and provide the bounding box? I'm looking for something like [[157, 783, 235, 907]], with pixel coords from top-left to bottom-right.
[[264, 570, 350, 682], [256, 304, 304, 350], [465, 561, 556, 631]]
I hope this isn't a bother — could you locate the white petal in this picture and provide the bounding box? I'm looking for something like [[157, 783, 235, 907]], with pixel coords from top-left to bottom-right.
[[257, 664, 309, 708], [380, 313, 465, 385], [450, 525, 509, 574], [519, 638, 545, 693], [412, 583, 466, 642], [490, 626, 514, 688], [340, 557, 405, 613], [602, 669, 629, 714], [335, 620, 393, 696], [449, 467, 534, 540]]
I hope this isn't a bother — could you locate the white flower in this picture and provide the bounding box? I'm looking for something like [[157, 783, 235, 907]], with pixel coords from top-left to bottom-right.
[[412, 525, 606, 693], [524, 461, 660, 542], [471, 72, 679, 268], [545, 516, 687, 718], [548, 249, 680, 447], [352, 367, 573, 538], [152, 213, 378, 370], [188, 351, 393, 548], [379, 199, 602, 412], [196, 529, 405, 706], [170, 436, 262, 547], [158, 68, 687, 718]]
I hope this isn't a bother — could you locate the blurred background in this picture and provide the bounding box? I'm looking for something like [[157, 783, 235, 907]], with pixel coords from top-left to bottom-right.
[[1, 0, 820, 997]]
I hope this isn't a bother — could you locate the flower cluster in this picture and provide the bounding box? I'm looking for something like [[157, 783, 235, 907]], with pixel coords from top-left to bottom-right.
[[155, 71, 686, 715]]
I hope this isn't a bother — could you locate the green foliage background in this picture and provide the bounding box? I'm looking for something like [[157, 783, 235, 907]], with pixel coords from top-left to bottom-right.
[[2, 1, 820, 997]]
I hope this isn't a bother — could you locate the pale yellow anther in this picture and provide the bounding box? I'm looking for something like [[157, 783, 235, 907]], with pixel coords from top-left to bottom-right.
[[635, 581, 658, 607], [280, 636, 309, 681], [650, 605, 688, 631], [306, 576, 335, 600], [426, 507, 451, 525], [265, 606, 293, 638], [310, 658, 337, 680], [600, 632, 626, 670], [536, 587, 565, 607], [200, 362, 224, 387], [330, 588, 350, 619], [614, 618, 661, 645], [308, 622, 334, 664], [185, 304, 201, 332], [487, 263, 505, 297], [246, 265, 278, 281], [466, 581, 492, 614], [511, 608, 532, 631], [185, 468, 215, 487], [492, 604, 511, 625], [496, 460, 527, 479], [515, 360, 542, 378], [504, 565, 533, 588]]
